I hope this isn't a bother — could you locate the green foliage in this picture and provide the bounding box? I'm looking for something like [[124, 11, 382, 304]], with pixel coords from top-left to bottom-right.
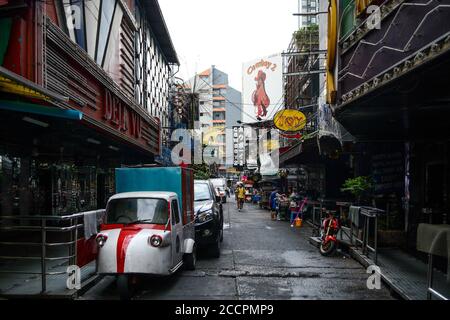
[[341, 176, 373, 198], [192, 163, 210, 180]]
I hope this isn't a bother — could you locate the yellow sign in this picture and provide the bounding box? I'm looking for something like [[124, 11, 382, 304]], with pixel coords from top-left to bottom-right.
[[0, 75, 49, 101], [273, 109, 306, 132], [326, 0, 337, 104]]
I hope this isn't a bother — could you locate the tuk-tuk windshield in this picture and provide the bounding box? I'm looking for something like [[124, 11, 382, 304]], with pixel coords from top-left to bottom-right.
[[106, 198, 169, 225]]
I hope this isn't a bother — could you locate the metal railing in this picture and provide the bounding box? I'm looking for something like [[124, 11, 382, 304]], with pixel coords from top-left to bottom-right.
[[0, 209, 105, 293], [349, 206, 385, 264], [305, 201, 384, 263]]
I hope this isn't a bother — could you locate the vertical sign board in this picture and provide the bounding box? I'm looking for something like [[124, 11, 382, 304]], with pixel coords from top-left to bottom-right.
[[233, 126, 245, 169], [242, 53, 283, 124]]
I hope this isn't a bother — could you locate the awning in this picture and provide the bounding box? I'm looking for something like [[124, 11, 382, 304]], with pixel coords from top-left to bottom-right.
[[0, 100, 82, 121]]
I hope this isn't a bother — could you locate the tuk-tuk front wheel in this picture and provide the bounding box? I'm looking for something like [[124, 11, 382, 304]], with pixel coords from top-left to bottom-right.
[[117, 274, 133, 300], [184, 246, 196, 270]]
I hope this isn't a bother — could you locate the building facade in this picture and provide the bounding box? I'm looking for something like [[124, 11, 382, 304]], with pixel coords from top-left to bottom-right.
[[186, 66, 241, 175], [0, 0, 178, 216], [330, 0, 450, 258]]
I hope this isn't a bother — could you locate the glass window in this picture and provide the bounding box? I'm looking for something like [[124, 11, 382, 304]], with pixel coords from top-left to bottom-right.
[[85, 0, 100, 59], [171, 199, 181, 225], [194, 183, 212, 201], [96, 0, 117, 65], [71, 1, 86, 51], [106, 198, 168, 224]]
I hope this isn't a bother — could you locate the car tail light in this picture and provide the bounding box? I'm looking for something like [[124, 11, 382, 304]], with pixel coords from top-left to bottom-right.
[[96, 233, 108, 247], [149, 235, 162, 247]]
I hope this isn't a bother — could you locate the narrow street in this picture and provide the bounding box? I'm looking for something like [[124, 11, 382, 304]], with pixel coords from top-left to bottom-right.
[[79, 198, 394, 300]]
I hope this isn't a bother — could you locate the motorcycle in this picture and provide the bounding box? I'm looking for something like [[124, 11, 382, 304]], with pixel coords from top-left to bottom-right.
[[319, 209, 340, 256]]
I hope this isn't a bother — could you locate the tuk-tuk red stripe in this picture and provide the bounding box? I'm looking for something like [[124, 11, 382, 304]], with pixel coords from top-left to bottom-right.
[[116, 229, 141, 273]]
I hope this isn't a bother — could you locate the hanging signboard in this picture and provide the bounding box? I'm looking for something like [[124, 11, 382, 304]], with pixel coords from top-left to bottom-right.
[[232, 126, 245, 168], [273, 109, 306, 132], [242, 53, 283, 123]]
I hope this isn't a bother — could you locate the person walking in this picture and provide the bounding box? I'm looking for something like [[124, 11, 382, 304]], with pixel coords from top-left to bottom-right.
[[236, 183, 246, 212], [269, 188, 279, 220]]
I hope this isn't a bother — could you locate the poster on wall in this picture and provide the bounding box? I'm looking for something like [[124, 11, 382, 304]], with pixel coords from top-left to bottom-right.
[[242, 53, 283, 124]]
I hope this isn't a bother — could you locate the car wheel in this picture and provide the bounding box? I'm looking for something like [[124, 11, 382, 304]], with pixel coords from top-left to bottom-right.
[[210, 237, 221, 258], [117, 274, 132, 300], [184, 246, 197, 270]]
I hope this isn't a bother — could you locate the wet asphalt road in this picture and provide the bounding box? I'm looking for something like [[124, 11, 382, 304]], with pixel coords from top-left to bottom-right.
[[79, 198, 394, 300]]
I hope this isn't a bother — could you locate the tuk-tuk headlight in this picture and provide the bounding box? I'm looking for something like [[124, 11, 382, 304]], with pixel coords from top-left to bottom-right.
[[96, 233, 108, 247], [149, 235, 162, 247], [196, 210, 213, 223]]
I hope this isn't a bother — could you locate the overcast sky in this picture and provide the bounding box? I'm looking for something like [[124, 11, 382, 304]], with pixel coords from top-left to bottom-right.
[[159, 0, 299, 91]]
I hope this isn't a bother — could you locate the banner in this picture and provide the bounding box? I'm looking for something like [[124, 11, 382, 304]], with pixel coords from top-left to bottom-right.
[[242, 53, 283, 123], [232, 126, 245, 168]]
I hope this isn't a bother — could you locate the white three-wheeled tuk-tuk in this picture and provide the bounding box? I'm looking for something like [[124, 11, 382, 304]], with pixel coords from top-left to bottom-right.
[[95, 166, 196, 299]]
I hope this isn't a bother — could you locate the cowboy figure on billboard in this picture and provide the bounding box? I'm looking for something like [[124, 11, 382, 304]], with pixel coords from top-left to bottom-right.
[[252, 70, 270, 118]]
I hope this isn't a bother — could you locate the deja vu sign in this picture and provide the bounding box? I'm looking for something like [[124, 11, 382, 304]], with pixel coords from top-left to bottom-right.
[[242, 53, 283, 124]]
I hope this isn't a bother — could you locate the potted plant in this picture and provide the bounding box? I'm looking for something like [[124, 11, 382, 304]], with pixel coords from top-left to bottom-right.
[[341, 176, 373, 205]]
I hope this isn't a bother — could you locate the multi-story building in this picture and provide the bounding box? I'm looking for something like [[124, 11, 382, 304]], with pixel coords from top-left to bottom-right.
[[297, 0, 319, 27], [279, 0, 348, 197], [186, 66, 241, 176], [0, 0, 178, 216]]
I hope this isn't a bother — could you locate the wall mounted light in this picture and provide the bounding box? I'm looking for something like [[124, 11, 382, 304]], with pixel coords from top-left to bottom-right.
[[87, 138, 101, 145], [22, 116, 49, 128]]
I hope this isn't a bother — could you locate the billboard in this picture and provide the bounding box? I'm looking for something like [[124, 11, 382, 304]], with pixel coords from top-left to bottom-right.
[[242, 53, 283, 123]]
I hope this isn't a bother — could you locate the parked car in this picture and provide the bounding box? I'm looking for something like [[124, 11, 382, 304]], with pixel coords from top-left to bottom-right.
[[194, 180, 223, 257], [209, 178, 227, 203]]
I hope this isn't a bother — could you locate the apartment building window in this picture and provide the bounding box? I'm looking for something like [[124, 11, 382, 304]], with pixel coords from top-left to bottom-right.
[[213, 112, 225, 120]]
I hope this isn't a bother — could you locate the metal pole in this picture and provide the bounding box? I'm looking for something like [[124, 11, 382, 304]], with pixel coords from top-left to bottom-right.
[[41, 218, 46, 293], [74, 216, 78, 267], [427, 253, 434, 300], [69, 218, 73, 265], [256, 128, 260, 173], [362, 216, 367, 255], [374, 216, 378, 264]]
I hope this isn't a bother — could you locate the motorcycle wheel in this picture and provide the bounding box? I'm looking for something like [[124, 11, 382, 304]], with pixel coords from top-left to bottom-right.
[[117, 274, 132, 300], [319, 240, 337, 256]]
